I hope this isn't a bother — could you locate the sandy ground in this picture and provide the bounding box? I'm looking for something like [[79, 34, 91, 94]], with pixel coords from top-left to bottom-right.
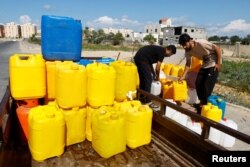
[[2, 41, 250, 151]]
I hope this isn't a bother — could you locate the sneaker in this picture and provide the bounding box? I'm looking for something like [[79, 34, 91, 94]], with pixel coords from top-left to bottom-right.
[[149, 103, 159, 109]]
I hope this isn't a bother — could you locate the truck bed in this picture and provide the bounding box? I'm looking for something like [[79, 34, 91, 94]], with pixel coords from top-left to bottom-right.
[[1, 87, 249, 167]]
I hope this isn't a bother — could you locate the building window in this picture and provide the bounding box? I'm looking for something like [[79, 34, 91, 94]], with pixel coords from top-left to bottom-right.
[[176, 37, 179, 39], [191, 29, 194, 32], [165, 38, 168, 41], [146, 29, 148, 33], [155, 29, 157, 33], [184, 29, 187, 33]]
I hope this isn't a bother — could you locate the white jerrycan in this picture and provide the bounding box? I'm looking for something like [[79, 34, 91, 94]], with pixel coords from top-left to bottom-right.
[[150, 81, 162, 96]]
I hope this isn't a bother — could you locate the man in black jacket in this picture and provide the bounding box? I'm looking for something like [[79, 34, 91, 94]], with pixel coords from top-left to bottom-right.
[[134, 45, 176, 103]]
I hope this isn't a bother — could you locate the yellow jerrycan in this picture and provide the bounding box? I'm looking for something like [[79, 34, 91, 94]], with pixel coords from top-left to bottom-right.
[[201, 103, 222, 122], [178, 66, 185, 77], [163, 64, 173, 75], [126, 105, 153, 149], [111, 61, 137, 102], [92, 108, 126, 158], [113, 100, 141, 113], [86, 106, 100, 141], [56, 63, 87, 109], [170, 65, 179, 77], [60, 107, 87, 146], [87, 63, 116, 108], [9, 54, 46, 100], [173, 81, 188, 101], [28, 103, 65, 161], [162, 81, 174, 99], [190, 56, 202, 72]]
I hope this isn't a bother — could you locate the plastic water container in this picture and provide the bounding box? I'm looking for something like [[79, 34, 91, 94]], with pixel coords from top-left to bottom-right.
[[178, 66, 184, 77], [56, 63, 87, 109], [96, 57, 115, 65], [92, 108, 126, 158], [162, 81, 173, 99], [150, 81, 162, 96], [28, 104, 65, 161], [163, 64, 173, 75], [208, 127, 222, 145], [219, 118, 238, 147], [87, 63, 116, 108], [186, 119, 202, 135], [208, 95, 226, 118], [41, 15, 82, 61], [190, 56, 202, 72], [173, 81, 188, 101], [46, 61, 59, 99], [186, 88, 199, 104], [170, 66, 179, 77], [126, 105, 152, 149], [60, 107, 87, 146], [164, 99, 178, 119], [172, 112, 189, 127], [201, 103, 222, 122], [9, 54, 46, 100], [86, 106, 99, 141], [16, 99, 39, 108], [113, 100, 141, 113], [77, 59, 94, 66], [111, 61, 137, 102], [16, 106, 33, 139]]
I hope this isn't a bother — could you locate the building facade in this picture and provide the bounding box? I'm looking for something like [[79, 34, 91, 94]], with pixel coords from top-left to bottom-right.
[[0, 24, 4, 38], [163, 26, 206, 46], [21, 23, 37, 38], [103, 27, 133, 38], [4, 22, 21, 38], [144, 18, 172, 44]]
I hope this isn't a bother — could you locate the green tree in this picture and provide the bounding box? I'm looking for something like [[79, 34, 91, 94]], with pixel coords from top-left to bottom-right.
[[230, 35, 241, 44], [83, 27, 91, 43], [113, 32, 124, 45], [143, 34, 156, 44], [208, 35, 220, 42], [220, 36, 229, 42], [241, 34, 250, 45]]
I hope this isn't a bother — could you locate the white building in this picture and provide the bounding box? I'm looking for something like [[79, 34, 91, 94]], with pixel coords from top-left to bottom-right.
[[163, 26, 206, 46], [144, 18, 172, 44], [4, 22, 21, 38], [21, 23, 37, 38], [103, 27, 133, 38]]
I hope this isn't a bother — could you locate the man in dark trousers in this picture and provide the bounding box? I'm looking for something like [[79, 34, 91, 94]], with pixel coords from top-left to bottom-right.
[[134, 45, 176, 104], [178, 34, 222, 114]]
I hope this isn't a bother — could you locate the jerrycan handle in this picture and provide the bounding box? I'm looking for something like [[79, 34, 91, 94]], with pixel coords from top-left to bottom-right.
[[19, 55, 30, 60]]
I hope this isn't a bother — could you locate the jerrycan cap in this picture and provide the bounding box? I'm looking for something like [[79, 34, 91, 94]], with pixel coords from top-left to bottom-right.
[[71, 64, 79, 70], [100, 109, 107, 115], [46, 112, 55, 118], [138, 106, 147, 112], [110, 113, 119, 120]]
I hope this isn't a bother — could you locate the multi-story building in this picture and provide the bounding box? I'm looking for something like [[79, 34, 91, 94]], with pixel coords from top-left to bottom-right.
[[4, 22, 21, 38], [144, 18, 172, 44], [163, 26, 206, 46], [0, 24, 4, 38], [21, 23, 37, 38]]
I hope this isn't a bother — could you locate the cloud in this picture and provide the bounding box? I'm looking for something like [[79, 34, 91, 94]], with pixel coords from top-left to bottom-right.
[[87, 15, 144, 31], [206, 19, 250, 36], [172, 16, 196, 27], [44, 4, 52, 10], [19, 15, 31, 24]]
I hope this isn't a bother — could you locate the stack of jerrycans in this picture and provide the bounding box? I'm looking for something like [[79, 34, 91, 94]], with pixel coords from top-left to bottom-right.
[[9, 53, 45, 143], [42, 15, 87, 148], [52, 61, 87, 146]]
